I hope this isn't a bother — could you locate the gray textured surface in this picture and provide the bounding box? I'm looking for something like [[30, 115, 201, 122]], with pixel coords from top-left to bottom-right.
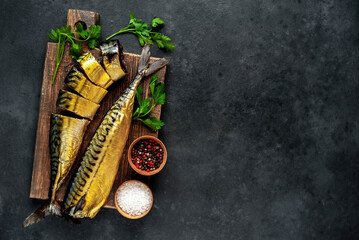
[[1, 0, 359, 239]]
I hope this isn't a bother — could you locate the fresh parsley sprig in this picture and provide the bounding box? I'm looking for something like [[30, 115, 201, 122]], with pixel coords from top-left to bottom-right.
[[106, 12, 175, 50], [132, 74, 166, 131], [48, 23, 101, 84]]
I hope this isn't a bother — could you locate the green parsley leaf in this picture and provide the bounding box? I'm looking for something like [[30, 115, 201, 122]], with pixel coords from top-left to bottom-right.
[[163, 41, 175, 50], [141, 117, 164, 132], [48, 23, 101, 84], [136, 85, 143, 105], [69, 43, 82, 59], [152, 33, 175, 50], [152, 17, 164, 28], [153, 84, 166, 105], [132, 74, 166, 131], [130, 12, 136, 21], [87, 38, 98, 49], [48, 29, 58, 41], [106, 12, 175, 50], [89, 25, 101, 39], [138, 36, 145, 46], [75, 23, 88, 39], [139, 98, 151, 114], [149, 74, 158, 95]]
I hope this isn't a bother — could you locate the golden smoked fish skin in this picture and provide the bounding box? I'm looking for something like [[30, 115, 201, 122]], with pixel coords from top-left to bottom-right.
[[23, 114, 89, 227], [49, 114, 90, 200], [64, 77, 140, 218], [100, 40, 127, 81], [63, 44, 170, 219], [64, 66, 108, 104], [56, 89, 100, 120], [77, 52, 113, 89]]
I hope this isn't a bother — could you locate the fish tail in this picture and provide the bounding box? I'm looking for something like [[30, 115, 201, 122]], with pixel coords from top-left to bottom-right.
[[138, 42, 171, 76], [22, 200, 62, 228], [138, 43, 151, 74], [144, 57, 171, 77]]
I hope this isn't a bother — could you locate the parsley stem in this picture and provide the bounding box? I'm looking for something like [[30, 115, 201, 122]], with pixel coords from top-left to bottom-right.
[[52, 42, 65, 85], [52, 37, 63, 84], [132, 104, 155, 119], [139, 103, 156, 117], [49, 23, 101, 85], [132, 103, 155, 119], [107, 13, 174, 50], [59, 32, 92, 42], [59, 33, 75, 44], [59, 41, 65, 63], [106, 27, 134, 40], [72, 35, 91, 42], [52, 61, 60, 85]]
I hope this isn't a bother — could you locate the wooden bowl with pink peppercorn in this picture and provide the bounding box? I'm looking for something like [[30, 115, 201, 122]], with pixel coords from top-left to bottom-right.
[[127, 135, 167, 176]]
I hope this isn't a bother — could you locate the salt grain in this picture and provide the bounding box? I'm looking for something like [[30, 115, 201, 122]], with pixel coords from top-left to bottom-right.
[[116, 181, 152, 216]]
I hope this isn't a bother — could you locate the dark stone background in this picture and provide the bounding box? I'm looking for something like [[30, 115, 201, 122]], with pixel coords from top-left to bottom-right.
[[1, 0, 359, 239]]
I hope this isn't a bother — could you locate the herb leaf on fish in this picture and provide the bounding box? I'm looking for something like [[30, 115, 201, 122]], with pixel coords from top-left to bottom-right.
[[132, 74, 166, 131], [106, 12, 175, 50], [48, 23, 101, 84]]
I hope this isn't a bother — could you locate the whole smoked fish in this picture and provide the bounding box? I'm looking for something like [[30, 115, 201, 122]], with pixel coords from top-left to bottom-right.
[[63, 43, 170, 218], [23, 114, 89, 227]]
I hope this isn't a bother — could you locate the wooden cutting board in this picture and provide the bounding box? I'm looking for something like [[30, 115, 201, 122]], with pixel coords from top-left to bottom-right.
[[29, 9, 167, 209]]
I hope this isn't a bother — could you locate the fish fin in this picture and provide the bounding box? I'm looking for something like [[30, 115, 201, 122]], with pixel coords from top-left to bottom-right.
[[74, 195, 86, 213], [23, 200, 62, 228], [63, 194, 86, 217], [144, 57, 171, 77], [137, 43, 151, 74]]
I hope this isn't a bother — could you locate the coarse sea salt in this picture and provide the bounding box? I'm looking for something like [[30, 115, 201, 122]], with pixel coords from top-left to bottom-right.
[[116, 181, 152, 216]]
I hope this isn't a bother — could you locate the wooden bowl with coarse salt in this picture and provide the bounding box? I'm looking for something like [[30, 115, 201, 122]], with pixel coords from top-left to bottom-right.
[[114, 180, 153, 219], [127, 135, 167, 176]]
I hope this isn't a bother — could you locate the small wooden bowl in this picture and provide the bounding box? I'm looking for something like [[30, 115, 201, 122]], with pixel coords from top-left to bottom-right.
[[114, 180, 153, 219], [127, 135, 167, 176]]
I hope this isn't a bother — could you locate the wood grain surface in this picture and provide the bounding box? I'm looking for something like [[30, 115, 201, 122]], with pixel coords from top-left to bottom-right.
[[29, 9, 166, 209]]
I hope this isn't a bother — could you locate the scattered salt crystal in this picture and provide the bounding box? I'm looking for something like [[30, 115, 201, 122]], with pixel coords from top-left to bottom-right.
[[116, 181, 152, 216]]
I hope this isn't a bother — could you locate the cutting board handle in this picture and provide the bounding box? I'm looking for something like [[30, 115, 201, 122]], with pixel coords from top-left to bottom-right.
[[67, 9, 100, 31]]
